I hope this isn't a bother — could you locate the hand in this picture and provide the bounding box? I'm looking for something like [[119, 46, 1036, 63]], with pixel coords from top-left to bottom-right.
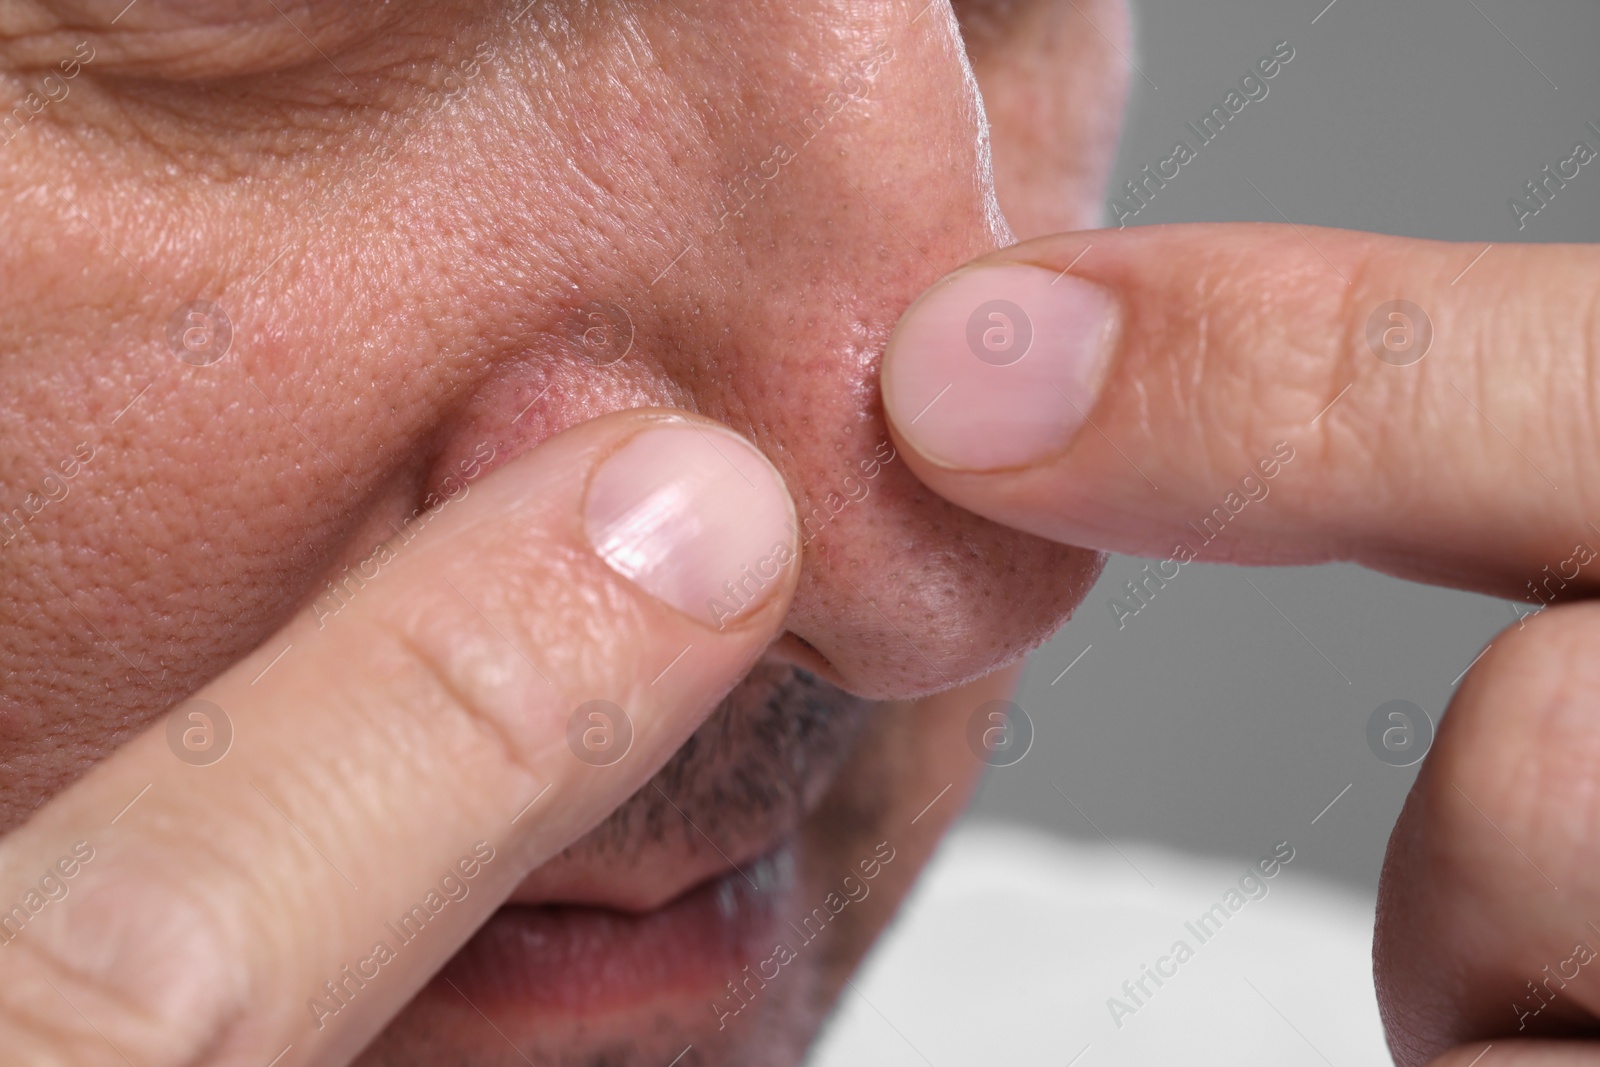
[[0, 409, 799, 1067], [878, 223, 1600, 1064]]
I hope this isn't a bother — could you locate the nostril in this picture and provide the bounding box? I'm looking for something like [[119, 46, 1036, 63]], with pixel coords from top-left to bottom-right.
[[788, 632, 825, 660], [765, 632, 843, 687]]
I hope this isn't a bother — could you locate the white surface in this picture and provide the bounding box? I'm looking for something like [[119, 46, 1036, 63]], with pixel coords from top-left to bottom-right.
[[808, 822, 1389, 1067]]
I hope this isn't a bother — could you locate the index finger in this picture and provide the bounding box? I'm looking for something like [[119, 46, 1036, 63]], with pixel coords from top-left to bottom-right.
[[880, 224, 1600, 597], [0, 409, 799, 1067]]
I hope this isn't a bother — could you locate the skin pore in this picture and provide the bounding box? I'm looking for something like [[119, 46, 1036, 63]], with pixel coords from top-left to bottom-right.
[[0, 0, 1122, 1063]]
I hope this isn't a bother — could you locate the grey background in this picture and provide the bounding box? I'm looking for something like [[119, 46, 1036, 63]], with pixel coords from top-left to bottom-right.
[[966, 0, 1600, 891]]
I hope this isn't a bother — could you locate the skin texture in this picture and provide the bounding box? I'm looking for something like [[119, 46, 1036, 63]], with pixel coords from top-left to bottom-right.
[[0, 1, 1123, 1064], [18, 2, 1600, 1063]]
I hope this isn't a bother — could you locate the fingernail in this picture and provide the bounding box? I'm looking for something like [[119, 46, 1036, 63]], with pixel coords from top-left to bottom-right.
[[584, 422, 798, 626], [882, 263, 1119, 471]]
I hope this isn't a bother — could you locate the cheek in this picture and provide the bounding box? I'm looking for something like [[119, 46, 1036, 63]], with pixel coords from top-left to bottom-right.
[[0, 352, 450, 830]]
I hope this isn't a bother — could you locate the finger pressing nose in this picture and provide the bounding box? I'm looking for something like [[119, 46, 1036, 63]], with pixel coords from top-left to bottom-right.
[[0, 409, 798, 1067], [880, 224, 1600, 598]]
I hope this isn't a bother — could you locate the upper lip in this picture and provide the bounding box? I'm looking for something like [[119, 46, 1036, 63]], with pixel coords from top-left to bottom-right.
[[504, 837, 783, 913]]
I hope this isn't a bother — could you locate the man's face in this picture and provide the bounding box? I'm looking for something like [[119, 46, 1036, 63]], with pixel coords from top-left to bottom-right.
[[0, 0, 1121, 1062]]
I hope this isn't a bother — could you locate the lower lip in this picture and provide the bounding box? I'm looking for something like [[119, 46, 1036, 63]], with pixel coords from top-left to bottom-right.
[[435, 845, 799, 1016]]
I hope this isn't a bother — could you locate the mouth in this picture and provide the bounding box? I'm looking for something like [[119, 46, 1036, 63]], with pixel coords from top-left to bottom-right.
[[437, 842, 801, 1018], [418, 660, 875, 1030]]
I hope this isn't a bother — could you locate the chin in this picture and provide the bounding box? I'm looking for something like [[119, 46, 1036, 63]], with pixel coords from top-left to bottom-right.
[[349, 657, 1011, 1066]]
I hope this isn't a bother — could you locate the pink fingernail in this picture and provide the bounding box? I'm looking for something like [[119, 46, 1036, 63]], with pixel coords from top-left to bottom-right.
[[882, 263, 1119, 471], [584, 423, 798, 626]]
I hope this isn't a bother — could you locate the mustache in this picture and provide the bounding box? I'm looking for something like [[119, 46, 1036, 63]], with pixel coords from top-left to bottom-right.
[[568, 663, 875, 865]]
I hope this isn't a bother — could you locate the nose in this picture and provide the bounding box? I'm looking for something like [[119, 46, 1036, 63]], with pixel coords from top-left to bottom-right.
[[621, 4, 1103, 698]]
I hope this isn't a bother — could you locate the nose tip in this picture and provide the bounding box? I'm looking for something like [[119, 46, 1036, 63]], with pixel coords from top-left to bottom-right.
[[775, 432, 1104, 700]]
